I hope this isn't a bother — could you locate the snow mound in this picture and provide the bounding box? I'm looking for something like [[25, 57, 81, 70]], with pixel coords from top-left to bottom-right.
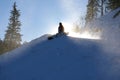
[[0, 35, 120, 80]]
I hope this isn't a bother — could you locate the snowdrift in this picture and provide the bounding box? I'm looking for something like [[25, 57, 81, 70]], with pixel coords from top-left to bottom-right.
[[0, 35, 120, 80]]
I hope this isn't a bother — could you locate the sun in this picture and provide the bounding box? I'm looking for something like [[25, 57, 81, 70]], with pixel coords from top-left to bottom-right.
[[62, 22, 73, 33]]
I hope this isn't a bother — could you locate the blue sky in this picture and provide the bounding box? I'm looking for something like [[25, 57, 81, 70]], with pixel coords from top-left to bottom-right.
[[0, 0, 88, 42]]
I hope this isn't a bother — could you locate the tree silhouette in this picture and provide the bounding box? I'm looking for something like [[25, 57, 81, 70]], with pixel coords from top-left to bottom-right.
[[4, 2, 22, 52], [85, 0, 99, 24], [107, 0, 120, 11]]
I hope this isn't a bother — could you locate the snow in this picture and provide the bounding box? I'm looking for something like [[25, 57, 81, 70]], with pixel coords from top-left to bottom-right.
[[86, 8, 120, 40], [85, 7, 120, 54], [0, 8, 120, 80]]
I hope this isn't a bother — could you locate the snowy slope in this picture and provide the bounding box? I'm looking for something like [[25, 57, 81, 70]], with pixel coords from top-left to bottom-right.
[[0, 35, 120, 80]]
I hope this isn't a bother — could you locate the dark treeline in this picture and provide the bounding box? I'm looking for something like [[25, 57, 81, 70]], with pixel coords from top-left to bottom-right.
[[85, 0, 120, 24], [72, 0, 120, 34], [0, 2, 22, 55]]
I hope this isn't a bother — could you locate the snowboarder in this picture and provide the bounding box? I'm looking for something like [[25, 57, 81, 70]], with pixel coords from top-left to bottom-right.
[[48, 22, 66, 40], [58, 22, 64, 33]]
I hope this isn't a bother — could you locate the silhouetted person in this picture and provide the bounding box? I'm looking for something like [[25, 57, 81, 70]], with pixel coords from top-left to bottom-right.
[[58, 22, 64, 33], [48, 22, 65, 40]]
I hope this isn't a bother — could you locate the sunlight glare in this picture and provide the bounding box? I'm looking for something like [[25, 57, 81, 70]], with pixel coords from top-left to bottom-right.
[[49, 22, 101, 40], [63, 22, 101, 39], [68, 31, 100, 39]]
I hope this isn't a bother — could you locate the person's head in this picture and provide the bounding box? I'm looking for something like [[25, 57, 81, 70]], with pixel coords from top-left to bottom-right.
[[59, 22, 62, 26]]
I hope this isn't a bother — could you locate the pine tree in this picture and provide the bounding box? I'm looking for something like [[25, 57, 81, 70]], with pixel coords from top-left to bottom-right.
[[4, 2, 22, 52], [85, 0, 99, 24], [98, 0, 108, 16], [107, 0, 120, 11], [0, 38, 3, 54]]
